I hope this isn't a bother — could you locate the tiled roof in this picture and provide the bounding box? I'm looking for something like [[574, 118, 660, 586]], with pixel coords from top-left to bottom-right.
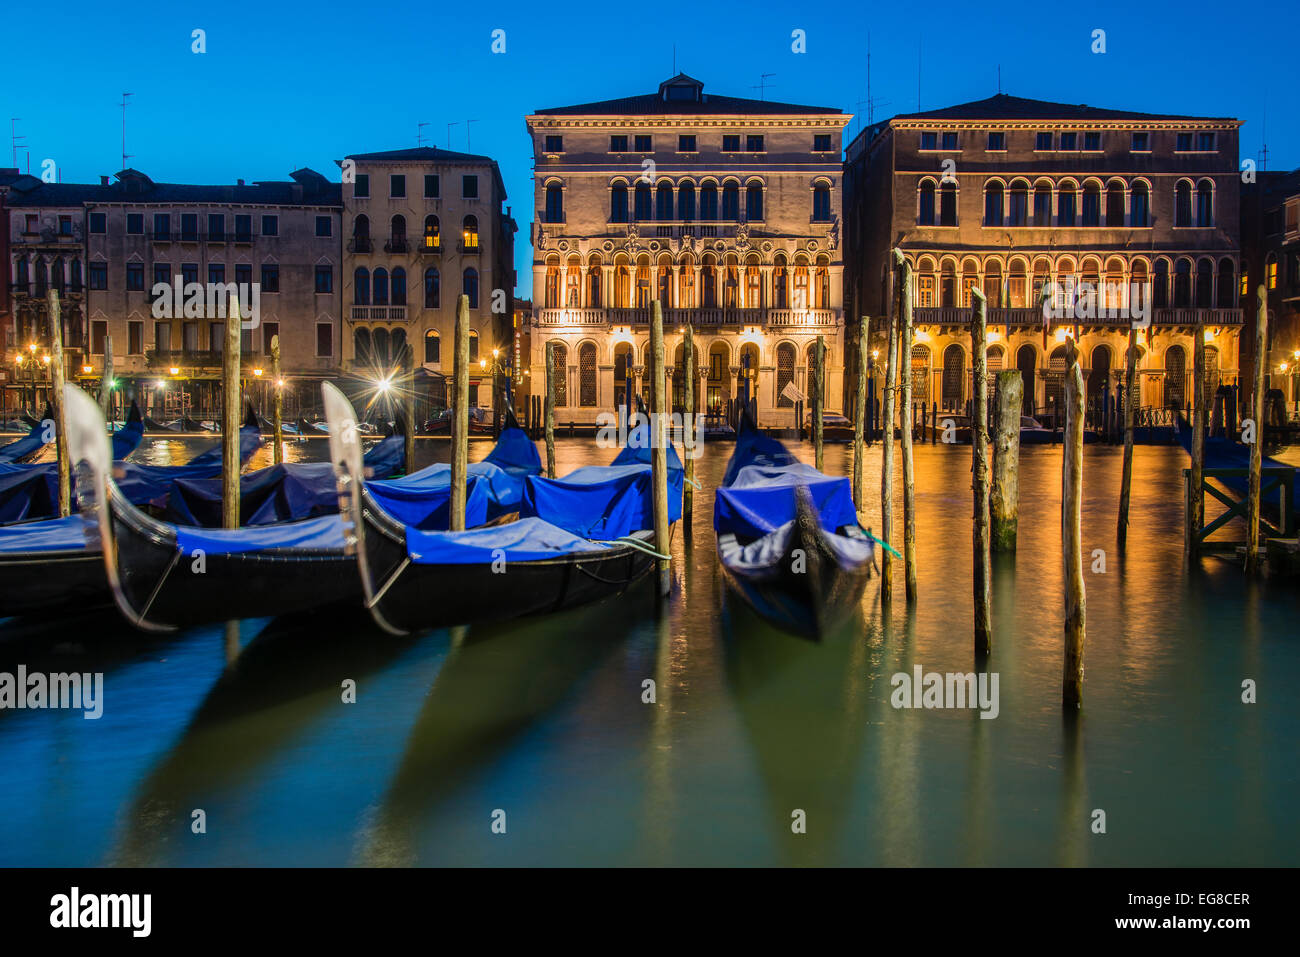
[[4, 169, 342, 207], [342, 146, 499, 165], [892, 93, 1235, 123], [534, 74, 842, 116]]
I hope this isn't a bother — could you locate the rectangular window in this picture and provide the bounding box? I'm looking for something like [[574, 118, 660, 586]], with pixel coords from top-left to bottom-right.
[[126, 213, 144, 234], [1083, 131, 1102, 151], [234, 214, 252, 241], [634, 134, 652, 152], [261, 214, 278, 236], [182, 262, 198, 286], [153, 213, 170, 237], [722, 134, 740, 152], [1131, 131, 1150, 151], [126, 262, 144, 291], [1176, 132, 1192, 152], [678, 134, 697, 152], [920, 132, 937, 151], [986, 132, 1006, 151], [1197, 132, 1216, 151], [128, 321, 143, 355], [315, 216, 332, 237], [182, 321, 198, 352], [261, 264, 279, 292], [89, 212, 107, 233], [209, 322, 225, 353], [353, 174, 369, 198], [208, 214, 225, 239], [1035, 132, 1053, 151], [316, 323, 333, 358], [544, 134, 563, 152], [941, 131, 958, 150], [1059, 132, 1077, 150], [462, 175, 479, 198], [609, 135, 628, 152], [235, 263, 252, 288], [390, 174, 406, 198], [153, 263, 170, 290], [315, 264, 333, 293], [154, 322, 171, 352], [814, 134, 832, 152], [91, 321, 107, 355], [89, 262, 108, 289], [746, 134, 765, 152], [59, 215, 73, 235], [181, 213, 198, 240], [424, 174, 439, 198], [24, 213, 36, 233], [262, 322, 279, 355], [208, 263, 224, 284]]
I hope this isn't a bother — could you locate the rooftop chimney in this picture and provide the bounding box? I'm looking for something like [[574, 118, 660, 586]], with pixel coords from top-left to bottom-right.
[[100, 176, 109, 185], [237, 178, 245, 186]]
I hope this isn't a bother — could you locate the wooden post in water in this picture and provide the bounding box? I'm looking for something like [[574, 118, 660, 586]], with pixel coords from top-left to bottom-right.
[[1117, 325, 1138, 550], [971, 289, 992, 654], [1245, 286, 1266, 574], [270, 334, 284, 465], [991, 370, 1022, 552], [650, 301, 671, 597], [683, 323, 695, 541], [98, 335, 113, 417], [853, 315, 869, 515], [544, 341, 557, 478], [47, 290, 70, 517], [880, 266, 899, 601], [1062, 340, 1087, 708], [1187, 314, 1206, 556], [896, 251, 918, 603], [404, 343, 417, 476], [450, 295, 470, 531], [221, 294, 241, 529], [812, 335, 825, 471]]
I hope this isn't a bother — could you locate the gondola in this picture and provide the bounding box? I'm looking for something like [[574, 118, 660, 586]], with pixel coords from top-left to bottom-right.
[[109, 401, 145, 461], [714, 413, 878, 639], [0, 404, 54, 465], [324, 382, 679, 636]]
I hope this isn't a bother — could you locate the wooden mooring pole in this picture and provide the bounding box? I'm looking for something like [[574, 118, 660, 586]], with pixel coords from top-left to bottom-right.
[[450, 295, 470, 531], [650, 301, 671, 597], [1062, 340, 1087, 708], [880, 265, 899, 602], [1117, 325, 1137, 551], [47, 290, 70, 518], [222, 294, 241, 529], [1246, 286, 1266, 574], [271, 334, 283, 465], [853, 315, 869, 517], [813, 334, 825, 471], [971, 289, 991, 655], [544, 341, 557, 479], [98, 335, 113, 417], [897, 252, 918, 603], [683, 323, 695, 541], [1187, 314, 1206, 556], [404, 343, 417, 475], [991, 369, 1022, 552]]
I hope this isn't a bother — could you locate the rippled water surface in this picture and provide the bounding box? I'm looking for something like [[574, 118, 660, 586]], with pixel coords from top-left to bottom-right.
[[1, 431, 1296, 866]]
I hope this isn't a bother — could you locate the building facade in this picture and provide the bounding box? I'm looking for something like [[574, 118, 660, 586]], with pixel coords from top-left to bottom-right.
[[339, 147, 515, 417], [1241, 168, 1300, 417], [526, 74, 851, 427], [845, 94, 1243, 424]]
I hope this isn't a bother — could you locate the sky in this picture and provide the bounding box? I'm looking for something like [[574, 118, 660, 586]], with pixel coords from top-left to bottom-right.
[[4, 0, 1296, 299]]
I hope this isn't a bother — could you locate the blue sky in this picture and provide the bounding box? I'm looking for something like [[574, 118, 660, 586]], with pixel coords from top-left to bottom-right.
[[4, 0, 1295, 298]]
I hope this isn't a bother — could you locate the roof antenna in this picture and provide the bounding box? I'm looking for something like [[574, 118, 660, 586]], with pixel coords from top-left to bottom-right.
[[1259, 103, 1268, 171], [10, 118, 24, 169], [417, 121, 429, 148], [997, 65, 1002, 94], [916, 43, 922, 111], [752, 74, 776, 101], [673, 43, 676, 75], [120, 92, 133, 171]]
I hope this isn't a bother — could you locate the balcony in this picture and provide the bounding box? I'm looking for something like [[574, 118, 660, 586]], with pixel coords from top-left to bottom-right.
[[535, 306, 842, 328], [384, 237, 409, 254], [348, 237, 374, 254], [418, 242, 443, 257], [350, 305, 408, 321], [13, 228, 82, 246], [233, 233, 253, 245], [911, 306, 1244, 328], [146, 349, 224, 370], [149, 231, 171, 244], [460, 242, 481, 254]]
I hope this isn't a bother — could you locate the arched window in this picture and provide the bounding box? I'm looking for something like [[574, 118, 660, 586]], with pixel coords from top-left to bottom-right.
[[354, 327, 372, 365], [745, 182, 763, 221], [461, 216, 479, 251], [1175, 181, 1192, 228], [35, 259, 47, 295], [1008, 259, 1027, 307], [1033, 181, 1052, 226], [544, 264, 559, 309], [424, 330, 440, 364], [1195, 260, 1213, 308], [773, 259, 789, 308], [634, 183, 652, 220], [463, 267, 479, 309], [1131, 182, 1150, 227], [1196, 181, 1213, 227], [940, 261, 957, 306], [1081, 182, 1102, 227], [51, 257, 65, 294], [391, 267, 406, 306], [423, 215, 440, 249], [1106, 182, 1125, 227], [983, 260, 1002, 306], [678, 182, 696, 221], [700, 260, 716, 307], [812, 183, 831, 222], [744, 262, 762, 308], [659, 263, 673, 306], [984, 181, 1004, 226], [353, 214, 370, 251], [912, 345, 932, 405], [424, 267, 440, 308], [373, 267, 389, 305], [588, 260, 602, 306], [1165, 345, 1187, 410], [677, 259, 695, 307], [942, 344, 965, 411], [545, 183, 564, 223], [722, 182, 740, 221], [917, 179, 936, 226], [578, 341, 597, 406], [71, 259, 82, 292], [390, 215, 406, 249], [1008, 180, 1028, 226], [1174, 259, 1192, 307], [656, 183, 674, 220], [1031, 260, 1049, 304], [468, 330, 479, 363], [1088, 345, 1111, 400], [774, 343, 795, 405], [1153, 259, 1169, 308], [354, 267, 371, 305], [700, 183, 718, 220], [1058, 182, 1077, 227], [614, 264, 630, 306], [1016, 344, 1037, 415], [373, 328, 391, 368], [568, 257, 582, 306], [550, 342, 568, 407], [610, 183, 629, 223], [1217, 259, 1235, 309], [792, 264, 809, 309], [940, 182, 957, 226]]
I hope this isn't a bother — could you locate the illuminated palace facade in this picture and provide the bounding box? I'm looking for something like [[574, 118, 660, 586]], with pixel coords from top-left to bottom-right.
[[845, 95, 1244, 421], [525, 74, 851, 426]]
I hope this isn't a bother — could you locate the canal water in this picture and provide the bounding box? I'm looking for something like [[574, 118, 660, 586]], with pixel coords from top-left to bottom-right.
[[0, 432, 1296, 866]]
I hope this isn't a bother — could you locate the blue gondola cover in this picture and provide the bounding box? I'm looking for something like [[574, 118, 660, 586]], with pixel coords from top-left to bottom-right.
[[714, 462, 857, 539], [522, 463, 682, 540], [404, 515, 614, 565]]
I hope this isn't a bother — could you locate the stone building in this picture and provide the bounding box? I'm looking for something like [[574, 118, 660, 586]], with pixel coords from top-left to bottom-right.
[[525, 74, 851, 427], [1241, 168, 1300, 416], [339, 147, 515, 418], [845, 94, 1244, 425]]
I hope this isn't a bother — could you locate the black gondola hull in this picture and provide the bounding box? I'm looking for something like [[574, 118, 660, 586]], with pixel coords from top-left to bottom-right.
[[0, 550, 109, 617]]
